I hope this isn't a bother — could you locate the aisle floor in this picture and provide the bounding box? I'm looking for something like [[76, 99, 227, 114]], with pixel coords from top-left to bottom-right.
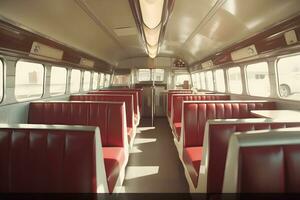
[[121, 118, 189, 192]]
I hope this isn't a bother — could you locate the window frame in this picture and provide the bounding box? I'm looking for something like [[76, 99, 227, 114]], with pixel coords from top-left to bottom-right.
[[227, 66, 243, 94], [214, 69, 226, 92], [15, 60, 45, 101], [83, 71, 91, 91], [49, 66, 67, 96], [0, 58, 4, 103], [245, 61, 270, 97]]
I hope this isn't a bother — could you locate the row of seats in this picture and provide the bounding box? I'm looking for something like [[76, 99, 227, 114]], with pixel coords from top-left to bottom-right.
[[166, 90, 300, 193], [0, 88, 143, 193]]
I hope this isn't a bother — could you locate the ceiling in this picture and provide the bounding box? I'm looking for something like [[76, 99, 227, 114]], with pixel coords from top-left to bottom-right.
[[0, 0, 300, 67]]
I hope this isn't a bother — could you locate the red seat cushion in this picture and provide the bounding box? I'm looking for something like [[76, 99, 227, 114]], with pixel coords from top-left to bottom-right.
[[103, 147, 125, 193], [173, 122, 181, 141], [182, 147, 203, 187]]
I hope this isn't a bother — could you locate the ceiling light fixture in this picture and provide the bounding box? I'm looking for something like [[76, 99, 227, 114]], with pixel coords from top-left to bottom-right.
[[129, 0, 174, 59]]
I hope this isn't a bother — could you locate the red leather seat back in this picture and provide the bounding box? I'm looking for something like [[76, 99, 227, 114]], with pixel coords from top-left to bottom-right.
[[101, 89, 143, 112], [167, 90, 192, 117], [28, 101, 125, 147], [239, 144, 300, 192], [70, 94, 134, 128], [207, 121, 300, 193], [0, 126, 98, 192], [172, 94, 230, 125], [183, 101, 276, 148], [89, 91, 139, 116]]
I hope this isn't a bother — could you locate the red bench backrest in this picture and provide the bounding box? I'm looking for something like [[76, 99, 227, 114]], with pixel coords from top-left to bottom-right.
[[223, 128, 300, 193], [90, 91, 139, 115], [28, 101, 125, 147], [205, 119, 300, 193], [172, 94, 230, 124], [101, 89, 143, 112], [183, 101, 276, 147], [0, 124, 101, 192], [167, 90, 192, 117], [70, 94, 134, 128]]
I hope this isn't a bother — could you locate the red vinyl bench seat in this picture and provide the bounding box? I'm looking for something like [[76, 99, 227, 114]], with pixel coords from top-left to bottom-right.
[[198, 118, 300, 193], [223, 128, 300, 193], [171, 94, 230, 140], [28, 101, 127, 193], [167, 90, 192, 118], [69, 94, 136, 144], [0, 124, 108, 193], [180, 100, 277, 190]]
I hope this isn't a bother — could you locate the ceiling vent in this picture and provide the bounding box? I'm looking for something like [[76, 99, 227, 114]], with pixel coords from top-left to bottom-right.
[[113, 27, 137, 36]]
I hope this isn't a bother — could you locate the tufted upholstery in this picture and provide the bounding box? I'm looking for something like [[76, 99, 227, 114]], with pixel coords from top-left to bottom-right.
[[223, 128, 300, 193], [183, 101, 276, 148], [202, 119, 300, 193], [167, 90, 192, 118], [28, 101, 125, 147], [171, 94, 230, 140], [28, 101, 126, 193], [70, 94, 135, 142], [0, 124, 103, 193]]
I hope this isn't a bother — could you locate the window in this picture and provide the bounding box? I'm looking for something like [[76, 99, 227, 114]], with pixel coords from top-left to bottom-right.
[[92, 72, 99, 90], [152, 69, 164, 81], [50, 66, 67, 96], [99, 73, 105, 88], [246, 62, 270, 97], [70, 69, 81, 93], [83, 71, 91, 91], [200, 72, 206, 89], [192, 73, 200, 89], [0, 59, 3, 101], [112, 74, 130, 85], [277, 55, 300, 100], [104, 74, 111, 87], [15, 61, 44, 101], [228, 67, 242, 94], [138, 69, 151, 81], [214, 69, 225, 92], [175, 74, 190, 87], [206, 71, 214, 91]]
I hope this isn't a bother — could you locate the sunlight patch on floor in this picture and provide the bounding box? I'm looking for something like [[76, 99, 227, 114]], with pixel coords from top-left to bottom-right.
[[129, 146, 143, 154], [124, 166, 159, 180], [133, 138, 157, 145], [136, 126, 156, 134]]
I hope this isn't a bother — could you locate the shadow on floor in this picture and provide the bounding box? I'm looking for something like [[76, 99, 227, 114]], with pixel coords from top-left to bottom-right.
[[122, 118, 189, 193]]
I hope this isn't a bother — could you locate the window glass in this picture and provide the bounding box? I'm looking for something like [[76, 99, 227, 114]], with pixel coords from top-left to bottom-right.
[[277, 55, 300, 100], [112, 74, 130, 85], [228, 67, 242, 94], [246, 62, 270, 97], [50, 66, 67, 96], [206, 71, 214, 91], [70, 69, 81, 93], [104, 74, 111, 87], [99, 73, 105, 88], [15, 61, 44, 100], [83, 71, 91, 91], [92, 72, 99, 90], [152, 69, 164, 81], [200, 72, 206, 89], [175, 74, 190, 86], [215, 69, 225, 92], [0, 60, 3, 101], [191, 73, 200, 89], [138, 69, 151, 81]]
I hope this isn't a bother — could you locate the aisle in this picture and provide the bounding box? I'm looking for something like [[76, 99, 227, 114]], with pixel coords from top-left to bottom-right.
[[122, 118, 189, 192]]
